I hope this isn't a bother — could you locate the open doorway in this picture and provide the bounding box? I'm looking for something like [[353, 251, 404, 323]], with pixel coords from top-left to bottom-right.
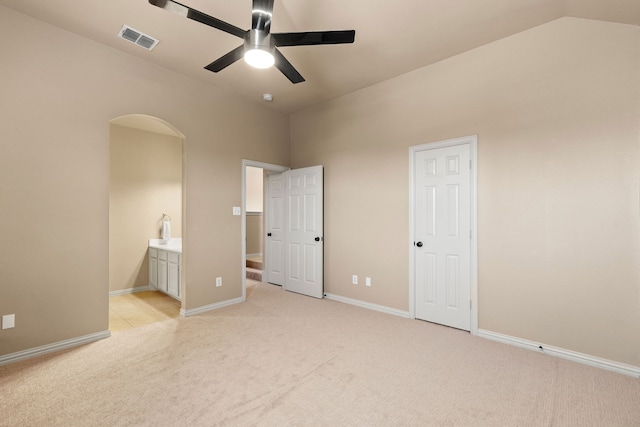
[[242, 160, 288, 300], [109, 114, 186, 332], [245, 165, 265, 296]]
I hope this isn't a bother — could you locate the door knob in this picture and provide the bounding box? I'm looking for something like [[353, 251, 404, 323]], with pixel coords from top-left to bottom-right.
[[267, 233, 272, 237], [416, 241, 423, 247], [315, 237, 321, 242]]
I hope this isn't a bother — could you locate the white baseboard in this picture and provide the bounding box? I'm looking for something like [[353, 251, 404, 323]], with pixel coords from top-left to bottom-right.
[[180, 296, 244, 317], [0, 330, 111, 366], [109, 285, 150, 296], [324, 293, 411, 319], [478, 329, 640, 378], [246, 253, 262, 259]]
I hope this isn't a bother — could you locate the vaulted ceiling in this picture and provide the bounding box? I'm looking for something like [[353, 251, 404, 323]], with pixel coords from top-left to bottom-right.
[[1, 0, 638, 113]]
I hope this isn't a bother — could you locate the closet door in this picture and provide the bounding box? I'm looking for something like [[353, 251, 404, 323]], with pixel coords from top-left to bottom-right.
[[414, 144, 471, 330]]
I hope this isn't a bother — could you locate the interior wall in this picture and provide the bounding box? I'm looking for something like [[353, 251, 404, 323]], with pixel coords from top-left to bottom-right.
[[245, 166, 264, 212], [246, 214, 263, 256], [0, 6, 289, 357], [245, 166, 264, 256], [109, 124, 182, 293], [290, 17, 640, 367]]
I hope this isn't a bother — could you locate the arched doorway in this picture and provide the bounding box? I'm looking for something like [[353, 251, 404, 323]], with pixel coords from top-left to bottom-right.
[[108, 114, 186, 331]]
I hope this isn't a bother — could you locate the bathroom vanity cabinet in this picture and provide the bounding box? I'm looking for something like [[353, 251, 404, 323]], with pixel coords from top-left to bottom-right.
[[149, 244, 181, 300]]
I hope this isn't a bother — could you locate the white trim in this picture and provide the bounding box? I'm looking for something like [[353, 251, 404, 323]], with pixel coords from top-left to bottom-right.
[[180, 296, 244, 317], [478, 329, 640, 378], [108, 285, 150, 296], [0, 331, 111, 366], [241, 160, 289, 301], [408, 135, 479, 334], [470, 138, 478, 334], [246, 211, 263, 216], [325, 293, 411, 318]]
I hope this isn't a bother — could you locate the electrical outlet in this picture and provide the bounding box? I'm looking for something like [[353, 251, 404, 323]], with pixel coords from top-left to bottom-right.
[[352, 275, 358, 285], [2, 314, 15, 330], [366, 277, 371, 287], [216, 277, 222, 287]]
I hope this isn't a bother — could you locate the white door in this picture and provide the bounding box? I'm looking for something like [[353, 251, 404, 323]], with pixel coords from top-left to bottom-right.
[[284, 166, 324, 299], [414, 144, 471, 330], [266, 173, 285, 285]]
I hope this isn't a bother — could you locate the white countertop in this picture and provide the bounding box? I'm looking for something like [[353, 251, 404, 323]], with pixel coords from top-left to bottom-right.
[[149, 238, 182, 253]]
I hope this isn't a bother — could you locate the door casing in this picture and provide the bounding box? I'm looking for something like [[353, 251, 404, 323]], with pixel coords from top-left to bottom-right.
[[408, 136, 479, 334]]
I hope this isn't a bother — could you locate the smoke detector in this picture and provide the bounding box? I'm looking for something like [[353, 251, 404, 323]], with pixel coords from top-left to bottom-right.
[[118, 25, 159, 51]]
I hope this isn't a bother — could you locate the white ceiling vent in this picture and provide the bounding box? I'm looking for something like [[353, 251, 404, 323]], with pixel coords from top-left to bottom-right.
[[118, 25, 159, 51]]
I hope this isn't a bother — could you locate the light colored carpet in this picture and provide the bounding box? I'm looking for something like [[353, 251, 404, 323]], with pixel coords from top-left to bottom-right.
[[1, 282, 639, 426]]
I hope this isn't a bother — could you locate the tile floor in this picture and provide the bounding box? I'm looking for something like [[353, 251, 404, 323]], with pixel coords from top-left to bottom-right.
[[109, 291, 181, 333]]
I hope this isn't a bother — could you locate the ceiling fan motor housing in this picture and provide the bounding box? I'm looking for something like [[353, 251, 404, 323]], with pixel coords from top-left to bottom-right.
[[245, 29, 274, 54]]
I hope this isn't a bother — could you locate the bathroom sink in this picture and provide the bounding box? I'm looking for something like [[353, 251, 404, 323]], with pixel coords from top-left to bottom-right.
[[148, 238, 182, 253]]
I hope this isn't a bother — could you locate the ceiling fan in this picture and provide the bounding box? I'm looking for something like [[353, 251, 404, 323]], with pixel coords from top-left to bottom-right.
[[149, 0, 356, 84]]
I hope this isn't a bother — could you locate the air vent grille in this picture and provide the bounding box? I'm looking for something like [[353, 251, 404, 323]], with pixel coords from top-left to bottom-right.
[[137, 35, 157, 50], [118, 25, 159, 51]]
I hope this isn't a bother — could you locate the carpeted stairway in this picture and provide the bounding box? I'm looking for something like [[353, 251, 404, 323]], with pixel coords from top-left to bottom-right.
[[246, 256, 263, 281]]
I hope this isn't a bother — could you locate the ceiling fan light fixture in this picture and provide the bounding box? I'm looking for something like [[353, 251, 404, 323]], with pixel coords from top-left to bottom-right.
[[244, 29, 274, 69], [244, 48, 274, 69]]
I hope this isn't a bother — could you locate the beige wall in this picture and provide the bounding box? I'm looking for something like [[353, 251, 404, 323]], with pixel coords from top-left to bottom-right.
[[245, 166, 264, 213], [109, 124, 182, 293], [246, 214, 263, 256], [291, 18, 640, 366], [0, 7, 289, 356], [245, 166, 264, 256]]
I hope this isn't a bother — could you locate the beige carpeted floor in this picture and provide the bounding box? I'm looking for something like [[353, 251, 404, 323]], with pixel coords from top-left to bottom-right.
[[1, 282, 639, 426]]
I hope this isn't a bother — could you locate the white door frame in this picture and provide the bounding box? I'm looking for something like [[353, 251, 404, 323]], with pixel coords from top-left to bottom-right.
[[241, 160, 288, 301], [408, 135, 479, 335]]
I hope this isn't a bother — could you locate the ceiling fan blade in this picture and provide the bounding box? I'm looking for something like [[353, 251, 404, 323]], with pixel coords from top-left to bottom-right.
[[273, 30, 355, 47], [252, 0, 275, 32], [204, 45, 245, 72], [274, 49, 305, 84], [149, 0, 247, 39]]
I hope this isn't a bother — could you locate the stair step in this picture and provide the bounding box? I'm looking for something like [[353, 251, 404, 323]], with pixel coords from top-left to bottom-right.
[[246, 259, 263, 270], [246, 267, 263, 281]]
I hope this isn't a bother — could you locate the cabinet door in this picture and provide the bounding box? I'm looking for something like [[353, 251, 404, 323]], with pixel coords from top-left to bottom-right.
[[149, 255, 158, 289], [157, 258, 168, 292], [168, 262, 180, 297]]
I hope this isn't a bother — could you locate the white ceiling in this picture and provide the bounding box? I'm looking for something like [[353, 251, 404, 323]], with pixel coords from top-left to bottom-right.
[[1, 0, 638, 113]]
